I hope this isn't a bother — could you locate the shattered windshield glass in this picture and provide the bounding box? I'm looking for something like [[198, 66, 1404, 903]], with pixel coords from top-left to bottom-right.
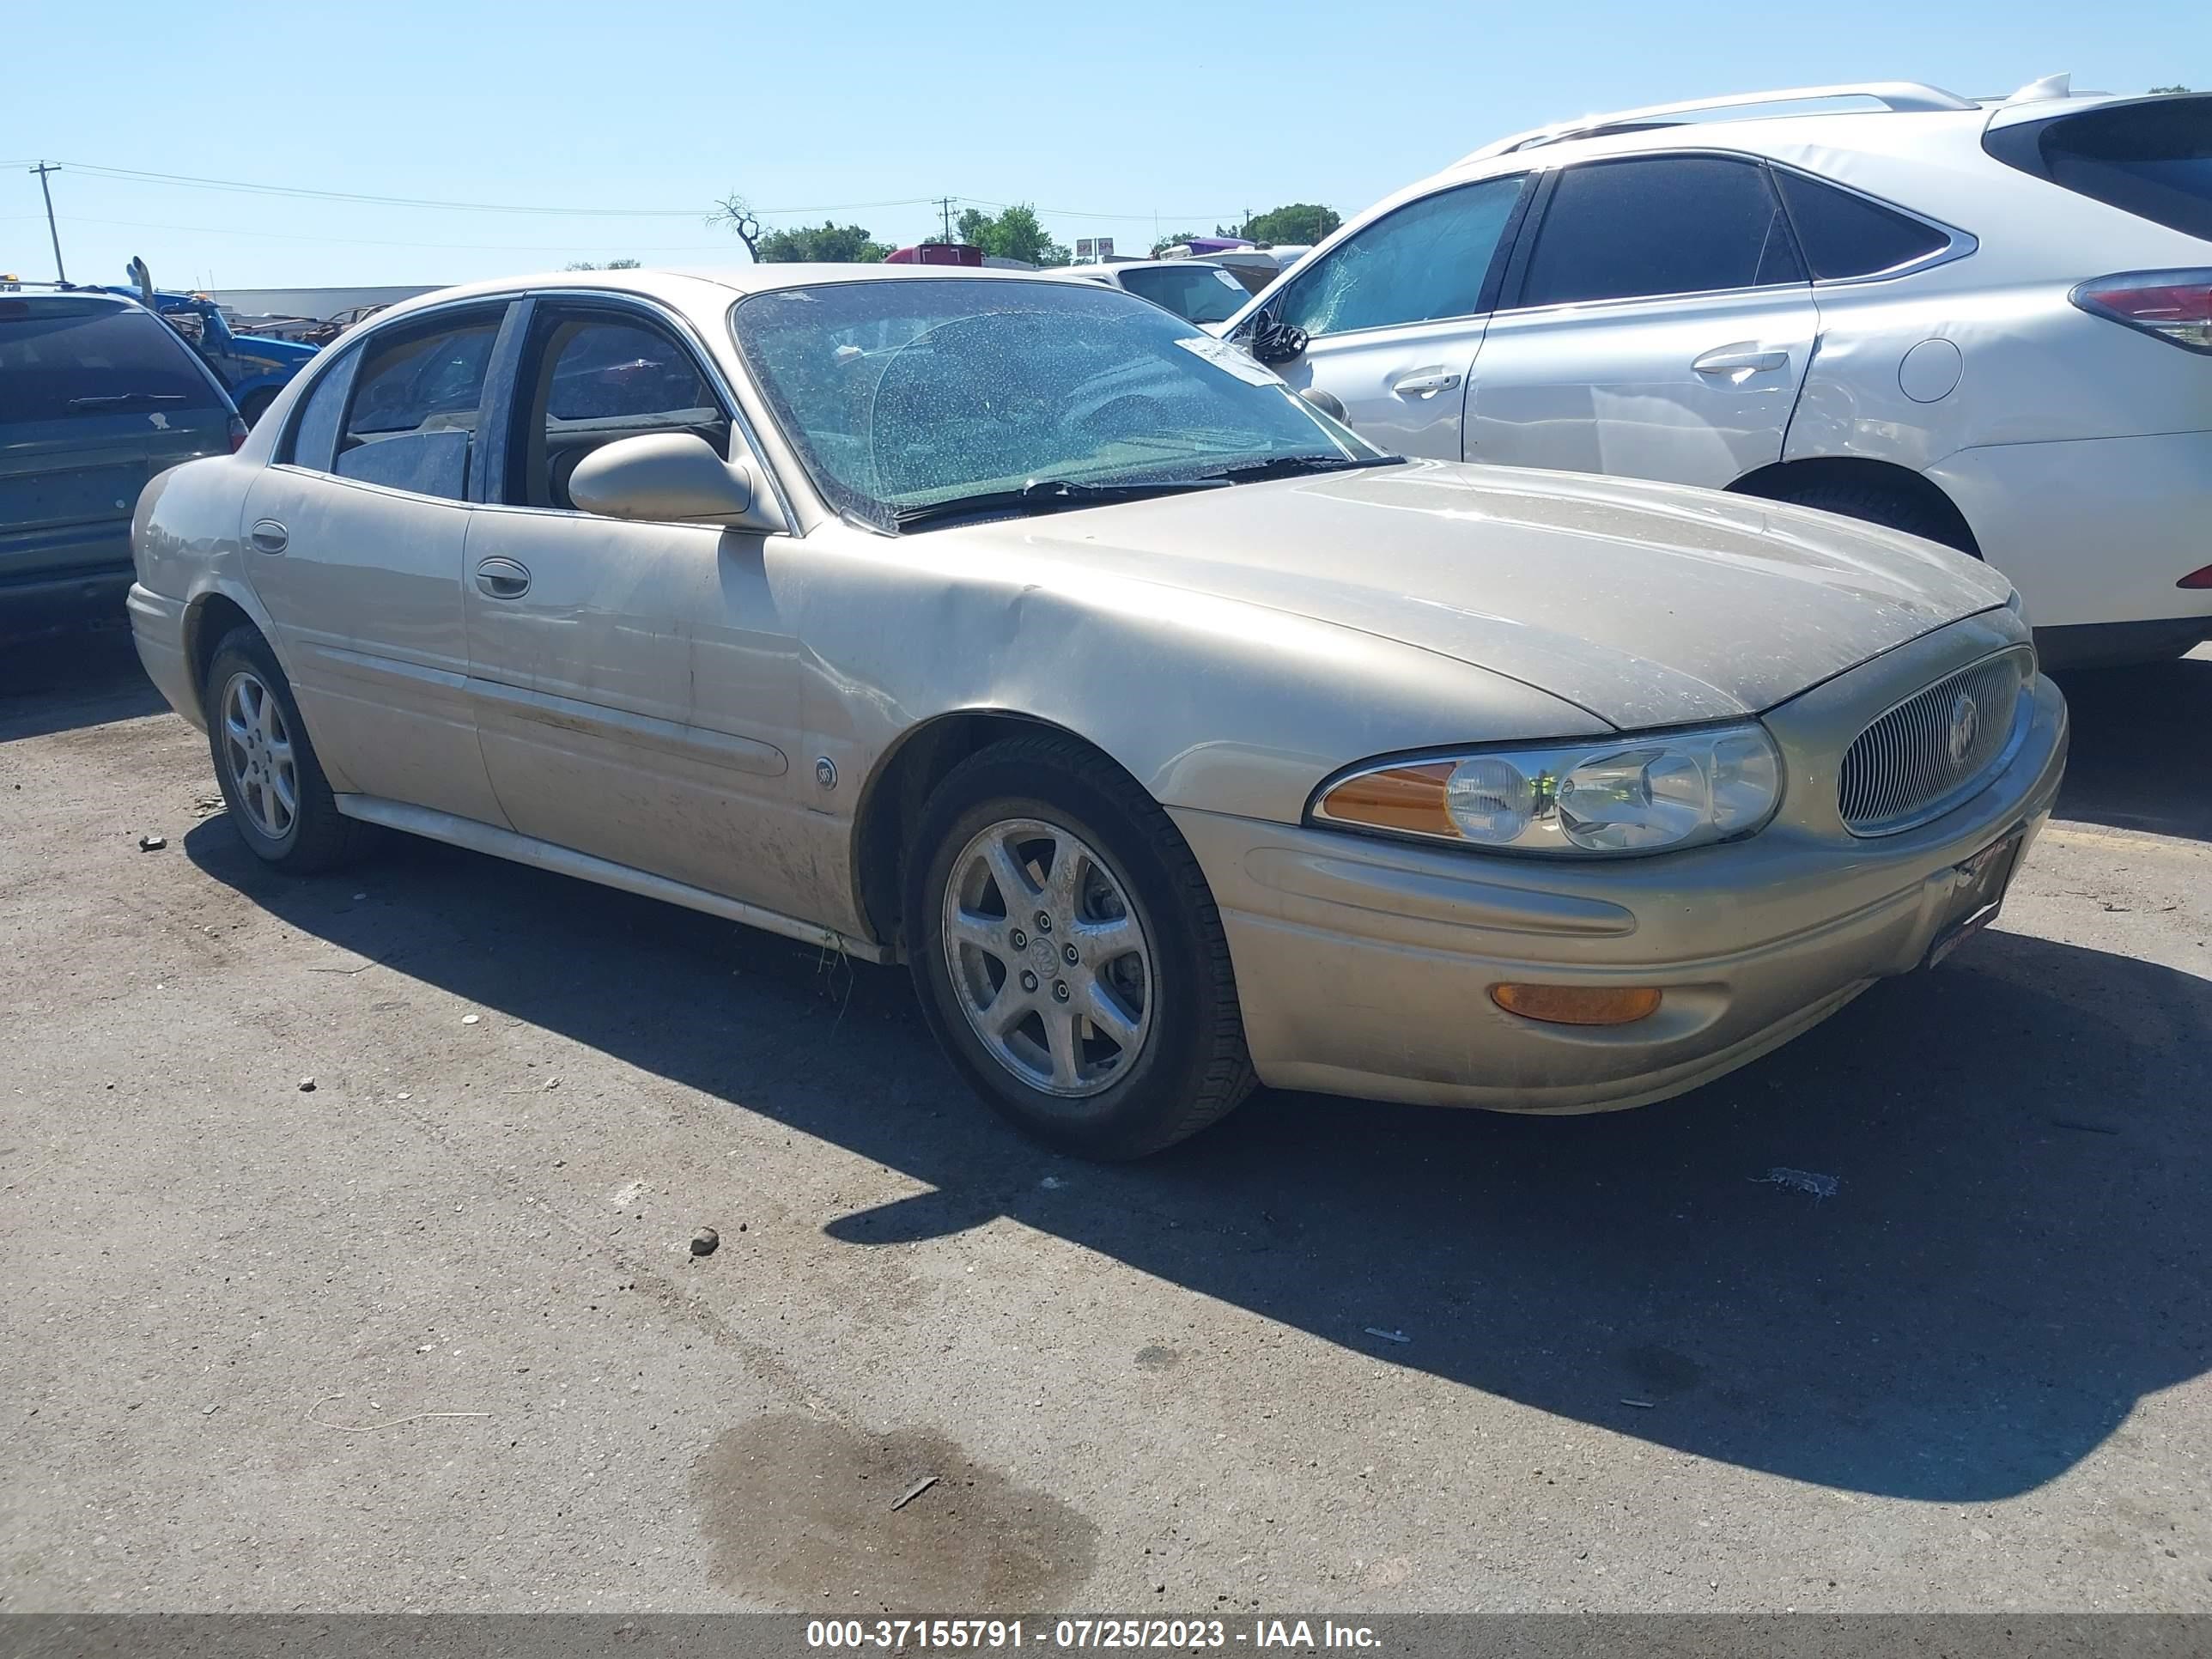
[[729, 278, 1380, 530]]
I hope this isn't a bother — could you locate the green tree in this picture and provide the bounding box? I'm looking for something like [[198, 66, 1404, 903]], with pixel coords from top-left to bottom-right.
[[1237, 204, 1340, 246], [562, 258, 643, 270], [932, 204, 1070, 266], [754, 222, 891, 263]]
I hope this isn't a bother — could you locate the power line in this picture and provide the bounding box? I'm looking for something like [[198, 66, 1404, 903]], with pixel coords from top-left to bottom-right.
[[46, 212, 749, 256], [955, 195, 1243, 224], [28, 159, 1251, 229], [39, 161, 945, 220]]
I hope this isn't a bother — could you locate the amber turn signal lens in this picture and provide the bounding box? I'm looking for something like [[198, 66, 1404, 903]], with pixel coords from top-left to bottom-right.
[[1316, 762, 1455, 837], [1490, 983, 1662, 1026]]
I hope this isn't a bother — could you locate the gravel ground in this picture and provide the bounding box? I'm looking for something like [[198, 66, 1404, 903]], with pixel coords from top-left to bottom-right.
[[3, 631, 2208, 1613]]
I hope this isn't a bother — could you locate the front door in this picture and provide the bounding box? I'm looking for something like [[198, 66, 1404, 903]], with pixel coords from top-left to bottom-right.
[[1466, 154, 1818, 487], [460, 303, 808, 915], [239, 302, 514, 826], [1254, 174, 1529, 460]]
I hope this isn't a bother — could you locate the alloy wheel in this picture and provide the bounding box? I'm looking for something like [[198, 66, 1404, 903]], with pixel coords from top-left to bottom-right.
[[940, 817, 1155, 1097], [220, 670, 298, 843]]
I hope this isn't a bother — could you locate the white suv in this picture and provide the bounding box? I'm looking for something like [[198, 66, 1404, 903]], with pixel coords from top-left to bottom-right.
[[1224, 79, 2212, 667]]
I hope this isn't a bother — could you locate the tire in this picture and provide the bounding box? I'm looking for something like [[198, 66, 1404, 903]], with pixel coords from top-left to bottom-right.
[[1769, 478, 1972, 554], [204, 627, 365, 872], [238, 388, 278, 428], [906, 733, 1255, 1159]]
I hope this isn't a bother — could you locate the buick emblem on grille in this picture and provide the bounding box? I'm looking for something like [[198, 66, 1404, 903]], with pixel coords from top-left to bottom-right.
[[1945, 690, 1980, 767]]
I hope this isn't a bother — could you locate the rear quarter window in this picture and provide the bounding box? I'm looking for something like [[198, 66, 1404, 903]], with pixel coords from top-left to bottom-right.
[[1771, 170, 1949, 278], [1984, 96, 2212, 240], [0, 301, 227, 423]]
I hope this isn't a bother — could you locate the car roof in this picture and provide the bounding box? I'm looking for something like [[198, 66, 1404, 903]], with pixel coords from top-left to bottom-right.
[[1042, 259, 1229, 277], [1452, 78, 2160, 167], [357, 262, 1092, 331], [0, 286, 138, 312]]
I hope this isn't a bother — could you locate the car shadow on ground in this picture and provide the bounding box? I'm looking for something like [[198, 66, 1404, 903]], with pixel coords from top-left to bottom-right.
[[0, 626, 166, 743], [185, 811, 2210, 1506], [2051, 650, 2212, 842]]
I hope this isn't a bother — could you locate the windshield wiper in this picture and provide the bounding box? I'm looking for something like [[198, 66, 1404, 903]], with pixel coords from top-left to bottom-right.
[[68, 392, 187, 410], [1195, 453, 1404, 484], [891, 476, 1227, 532]]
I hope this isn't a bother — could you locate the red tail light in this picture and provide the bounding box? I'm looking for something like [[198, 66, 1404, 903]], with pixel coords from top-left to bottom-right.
[[2179, 564, 2212, 590], [2070, 270, 2212, 353], [228, 414, 249, 453]]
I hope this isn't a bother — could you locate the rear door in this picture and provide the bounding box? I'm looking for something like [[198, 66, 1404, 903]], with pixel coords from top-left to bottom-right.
[[1252, 175, 1530, 459], [239, 303, 514, 827], [0, 297, 234, 592], [1467, 154, 1818, 486]]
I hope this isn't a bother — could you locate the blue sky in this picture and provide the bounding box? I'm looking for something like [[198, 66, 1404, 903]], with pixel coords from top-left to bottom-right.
[[3, 0, 2199, 292]]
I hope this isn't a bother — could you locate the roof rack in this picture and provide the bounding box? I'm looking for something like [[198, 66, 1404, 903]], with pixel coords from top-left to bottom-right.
[[1461, 81, 1978, 163]]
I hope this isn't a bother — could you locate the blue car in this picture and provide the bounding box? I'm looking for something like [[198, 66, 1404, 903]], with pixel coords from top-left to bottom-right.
[[100, 282, 319, 426]]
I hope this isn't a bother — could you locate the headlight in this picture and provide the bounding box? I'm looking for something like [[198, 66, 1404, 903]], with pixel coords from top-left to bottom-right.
[[1311, 724, 1782, 857]]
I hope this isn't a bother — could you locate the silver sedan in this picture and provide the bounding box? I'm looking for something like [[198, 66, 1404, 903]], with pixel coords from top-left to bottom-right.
[[128, 265, 2067, 1158]]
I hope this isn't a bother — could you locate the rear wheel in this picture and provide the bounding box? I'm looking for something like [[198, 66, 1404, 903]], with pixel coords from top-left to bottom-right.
[[906, 734, 1255, 1159], [1768, 477, 1972, 553], [238, 387, 279, 427], [204, 627, 364, 872]]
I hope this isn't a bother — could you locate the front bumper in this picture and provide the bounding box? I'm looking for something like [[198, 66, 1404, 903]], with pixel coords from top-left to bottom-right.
[[1173, 623, 2069, 1114]]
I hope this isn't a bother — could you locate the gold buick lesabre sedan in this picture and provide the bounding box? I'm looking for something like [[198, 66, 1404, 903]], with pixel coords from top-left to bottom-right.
[[128, 266, 2067, 1158]]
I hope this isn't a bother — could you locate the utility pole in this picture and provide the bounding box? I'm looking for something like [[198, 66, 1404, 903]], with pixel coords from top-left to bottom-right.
[[937, 197, 956, 242], [30, 161, 66, 283]]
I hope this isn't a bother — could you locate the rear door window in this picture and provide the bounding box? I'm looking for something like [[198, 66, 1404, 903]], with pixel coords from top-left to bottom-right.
[[1984, 96, 2212, 240], [1516, 155, 1805, 307], [0, 301, 226, 422], [1771, 170, 1949, 278], [333, 313, 506, 500]]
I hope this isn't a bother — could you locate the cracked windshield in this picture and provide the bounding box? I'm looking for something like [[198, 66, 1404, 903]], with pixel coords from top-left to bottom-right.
[[731, 278, 1382, 528]]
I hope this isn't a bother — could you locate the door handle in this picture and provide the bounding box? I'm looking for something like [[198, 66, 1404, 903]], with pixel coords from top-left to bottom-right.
[[1390, 367, 1463, 398], [1692, 345, 1790, 376], [248, 519, 289, 554], [475, 557, 531, 599]]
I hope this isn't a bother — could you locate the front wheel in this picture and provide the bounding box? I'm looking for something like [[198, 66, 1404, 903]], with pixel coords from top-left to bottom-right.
[[906, 734, 1255, 1159]]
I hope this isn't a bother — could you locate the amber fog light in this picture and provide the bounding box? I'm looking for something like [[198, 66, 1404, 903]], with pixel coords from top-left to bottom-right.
[[1491, 984, 1662, 1026]]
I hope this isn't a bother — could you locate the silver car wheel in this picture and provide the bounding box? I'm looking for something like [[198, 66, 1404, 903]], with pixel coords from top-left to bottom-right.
[[941, 816, 1155, 1098], [220, 670, 298, 843]]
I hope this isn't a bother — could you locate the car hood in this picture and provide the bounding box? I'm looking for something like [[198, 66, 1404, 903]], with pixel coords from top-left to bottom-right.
[[959, 459, 2014, 728]]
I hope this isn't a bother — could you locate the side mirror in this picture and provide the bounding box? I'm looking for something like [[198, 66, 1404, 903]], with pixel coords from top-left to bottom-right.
[[1299, 386, 1349, 422], [1248, 310, 1309, 366], [568, 432, 781, 532]]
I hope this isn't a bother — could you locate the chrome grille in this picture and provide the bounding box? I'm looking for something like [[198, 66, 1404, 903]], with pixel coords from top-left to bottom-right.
[[1838, 647, 2029, 836]]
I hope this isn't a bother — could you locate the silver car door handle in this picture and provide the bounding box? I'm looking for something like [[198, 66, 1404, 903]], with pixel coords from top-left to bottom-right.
[[475, 557, 531, 599], [248, 519, 289, 554], [1692, 346, 1790, 374], [1390, 367, 1463, 398]]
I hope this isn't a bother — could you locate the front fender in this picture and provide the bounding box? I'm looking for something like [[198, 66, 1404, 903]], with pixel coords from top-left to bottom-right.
[[789, 531, 1607, 831]]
